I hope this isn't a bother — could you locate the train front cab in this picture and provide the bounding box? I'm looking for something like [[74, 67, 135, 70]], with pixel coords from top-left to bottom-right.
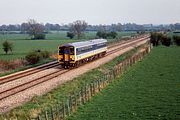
[[58, 45, 75, 68]]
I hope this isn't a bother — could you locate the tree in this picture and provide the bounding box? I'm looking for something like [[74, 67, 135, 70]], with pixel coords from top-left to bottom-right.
[[173, 35, 180, 46], [161, 35, 171, 47], [108, 31, 118, 39], [67, 32, 75, 39], [2, 41, 13, 54], [96, 31, 108, 39], [150, 32, 163, 46], [70, 20, 87, 39], [21, 23, 29, 33], [26, 19, 46, 39]]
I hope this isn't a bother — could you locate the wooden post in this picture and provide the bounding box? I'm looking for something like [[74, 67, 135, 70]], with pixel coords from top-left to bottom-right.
[[84, 86, 87, 102], [44, 111, 48, 120], [88, 85, 91, 100], [90, 83, 93, 97], [69, 96, 72, 113], [78, 91, 81, 105], [67, 98, 70, 116], [71, 94, 75, 113], [98, 80, 101, 92], [81, 87, 84, 104], [62, 102, 66, 119], [50, 107, 54, 120], [75, 94, 78, 111], [37, 115, 41, 120], [93, 81, 95, 95]]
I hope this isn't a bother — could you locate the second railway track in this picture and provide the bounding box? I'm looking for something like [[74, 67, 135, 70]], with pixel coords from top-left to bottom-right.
[[0, 36, 149, 101]]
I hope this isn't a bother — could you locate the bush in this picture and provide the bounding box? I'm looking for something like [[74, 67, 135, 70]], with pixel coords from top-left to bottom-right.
[[2, 41, 13, 54], [41, 51, 50, 58], [150, 32, 171, 46], [0, 59, 26, 70], [33, 34, 46, 39], [67, 32, 75, 39], [161, 35, 171, 47], [25, 50, 50, 64], [108, 31, 118, 39], [173, 35, 180, 46], [96, 31, 108, 39], [25, 52, 41, 64], [96, 31, 117, 39]]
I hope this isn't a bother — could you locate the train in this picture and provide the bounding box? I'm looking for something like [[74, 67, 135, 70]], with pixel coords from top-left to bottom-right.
[[58, 39, 107, 68]]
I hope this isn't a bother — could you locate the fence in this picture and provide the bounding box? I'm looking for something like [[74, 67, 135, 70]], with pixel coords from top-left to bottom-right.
[[28, 45, 151, 120], [1, 44, 151, 120]]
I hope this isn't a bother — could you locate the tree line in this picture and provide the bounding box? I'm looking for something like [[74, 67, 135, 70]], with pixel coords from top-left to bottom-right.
[[1, 22, 180, 33], [150, 32, 180, 47]]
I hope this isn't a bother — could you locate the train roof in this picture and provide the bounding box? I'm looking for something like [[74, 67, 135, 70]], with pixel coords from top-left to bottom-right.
[[62, 39, 107, 48]]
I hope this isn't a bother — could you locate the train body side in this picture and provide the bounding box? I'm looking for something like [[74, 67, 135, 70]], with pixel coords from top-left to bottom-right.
[[58, 39, 107, 68]]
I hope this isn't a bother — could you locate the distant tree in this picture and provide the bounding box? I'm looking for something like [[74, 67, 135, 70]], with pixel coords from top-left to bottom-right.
[[26, 19, 46, 39], [173, 35, 180, 46], [67, 32, 75, 39], [2, 41, 13, 54], [96, 31, 108, 39], [150, 32, 162, 46], [161, 35, 171, 47], [108, 31, 118, 39], [21, 23, 29, 33], [70, 20, 88, 39]]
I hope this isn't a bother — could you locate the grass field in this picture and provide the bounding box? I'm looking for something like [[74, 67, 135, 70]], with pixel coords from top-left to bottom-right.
[[67, 46, 180, 120], [0, 31, 137, 60]]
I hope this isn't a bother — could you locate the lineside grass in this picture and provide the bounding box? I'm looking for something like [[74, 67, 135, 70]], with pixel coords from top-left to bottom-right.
[[0, 43, 142, 119], [68, 46, 180, 120]]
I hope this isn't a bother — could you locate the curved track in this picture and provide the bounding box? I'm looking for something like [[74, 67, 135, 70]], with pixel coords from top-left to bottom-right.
[[0, 35, 149, 101]]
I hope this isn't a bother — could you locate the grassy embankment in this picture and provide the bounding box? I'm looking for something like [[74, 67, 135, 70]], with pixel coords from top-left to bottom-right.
[[67, 46, 180, 120], [0, 40, 144, 119]]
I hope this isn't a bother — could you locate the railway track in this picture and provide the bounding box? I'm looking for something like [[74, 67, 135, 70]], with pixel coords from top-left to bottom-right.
[[0, 36, 149, 101], [0, 61, 59, 85], [0, 34, 148, 85]]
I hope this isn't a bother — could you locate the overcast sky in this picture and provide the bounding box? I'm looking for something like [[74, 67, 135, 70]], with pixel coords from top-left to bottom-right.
[[0, 0, 180, 25]]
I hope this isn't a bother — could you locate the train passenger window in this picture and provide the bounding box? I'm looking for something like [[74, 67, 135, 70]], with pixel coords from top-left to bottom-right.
[[96, 43, 106, 49], [76, 45, 93, 55]]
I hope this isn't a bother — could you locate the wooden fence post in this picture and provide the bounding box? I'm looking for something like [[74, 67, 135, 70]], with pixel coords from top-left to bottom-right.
[[44, 111, 49, 120], [84, 85, 87, 102], [62, 102, 66, 119], [66, 98, 70, 116], [50, 107, 54, 120], [81, 87, 84, 104]]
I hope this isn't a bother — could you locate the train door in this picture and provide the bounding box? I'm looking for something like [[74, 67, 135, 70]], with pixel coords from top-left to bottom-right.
[[64, 47, 70, 62]]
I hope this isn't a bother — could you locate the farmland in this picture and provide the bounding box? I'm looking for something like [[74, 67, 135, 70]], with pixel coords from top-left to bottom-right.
[[0, 31, 137, 60], [68, 46, 180, 120]]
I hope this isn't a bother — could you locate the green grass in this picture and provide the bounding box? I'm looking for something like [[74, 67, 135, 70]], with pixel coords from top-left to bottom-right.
[[0, 31, 137, 60], [0, 43, 142, 119], [68, 46, 180, 120], [0, 39, 78, 60]]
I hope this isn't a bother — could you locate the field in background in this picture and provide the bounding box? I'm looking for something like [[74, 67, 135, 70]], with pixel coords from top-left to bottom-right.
[[0, 31, 137, 60], [68, 46, 180, 120]]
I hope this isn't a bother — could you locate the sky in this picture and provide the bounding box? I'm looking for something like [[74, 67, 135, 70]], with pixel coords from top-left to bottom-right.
[[0, 0, 180, 25]]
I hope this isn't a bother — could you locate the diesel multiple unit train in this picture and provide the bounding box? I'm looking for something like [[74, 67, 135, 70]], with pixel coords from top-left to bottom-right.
[[58, 39, 107, 68]]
